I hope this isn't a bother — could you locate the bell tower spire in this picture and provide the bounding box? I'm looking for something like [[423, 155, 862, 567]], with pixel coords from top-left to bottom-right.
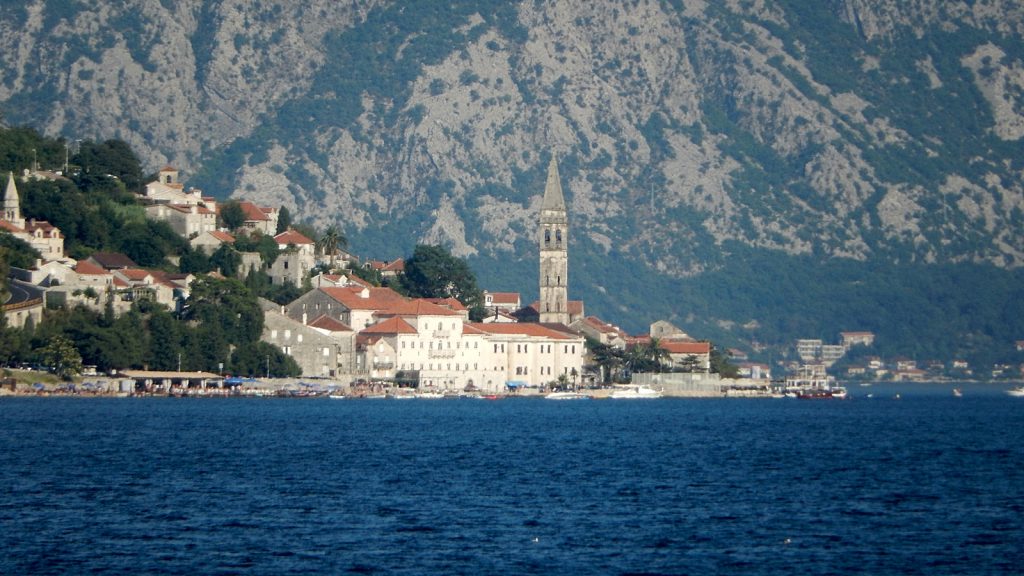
[[539, 156, 569, 324], [3, 172, 24, 229]]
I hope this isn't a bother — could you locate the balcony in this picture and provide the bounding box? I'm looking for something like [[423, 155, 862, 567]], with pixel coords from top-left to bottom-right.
[[428, 349, 456, 359]]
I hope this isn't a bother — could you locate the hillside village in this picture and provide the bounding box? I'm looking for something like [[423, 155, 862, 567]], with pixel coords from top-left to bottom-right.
[[2, 159, 734, 394]]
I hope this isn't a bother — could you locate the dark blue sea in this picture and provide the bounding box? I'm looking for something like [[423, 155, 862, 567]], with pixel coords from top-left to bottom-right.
[[2, 383, 1023, 575]]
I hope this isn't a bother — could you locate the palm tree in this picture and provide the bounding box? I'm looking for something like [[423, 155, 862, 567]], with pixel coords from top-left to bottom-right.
[[317, 225, 347, 272], [648, 337, 671, 372], [626, 337, 671, 373]]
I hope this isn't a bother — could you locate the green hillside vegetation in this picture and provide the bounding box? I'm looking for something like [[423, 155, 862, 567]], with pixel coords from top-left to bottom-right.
[[0, 126, 299, 378]]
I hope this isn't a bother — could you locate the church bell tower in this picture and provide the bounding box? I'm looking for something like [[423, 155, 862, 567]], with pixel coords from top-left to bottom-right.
[[539, 157, 569, 324]]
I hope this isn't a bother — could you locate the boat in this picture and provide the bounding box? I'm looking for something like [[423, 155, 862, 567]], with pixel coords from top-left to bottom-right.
[[796, 388, 834, 399], [610, 385, 662, 399], [953, 388, 963, 397], [786, 364, 846, 399], [545, 391, 590, 400], [1006, 386, 1024, 397], [414, 392, 445, 399]]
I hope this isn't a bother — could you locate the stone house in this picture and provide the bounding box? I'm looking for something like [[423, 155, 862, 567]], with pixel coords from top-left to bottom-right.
[[146, 203, 217, 238], [268, 228, 315, 287], [189, 230, 236, 255], [260, 300, 358, 379]]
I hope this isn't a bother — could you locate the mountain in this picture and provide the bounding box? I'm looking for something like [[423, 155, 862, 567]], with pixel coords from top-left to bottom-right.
[[3, 0, 1024, 364]]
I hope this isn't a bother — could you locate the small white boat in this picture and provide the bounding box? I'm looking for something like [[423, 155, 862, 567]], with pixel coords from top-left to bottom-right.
[[1006, 386, 1024, 397], [953, 388, 963, 397], [610, 385, 662, 399], [414, 392, 445, 399], [545, 391, 590, 400]]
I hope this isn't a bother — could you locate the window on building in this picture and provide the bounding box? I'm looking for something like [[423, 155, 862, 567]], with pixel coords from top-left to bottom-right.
[[323, 347, 329, 357]]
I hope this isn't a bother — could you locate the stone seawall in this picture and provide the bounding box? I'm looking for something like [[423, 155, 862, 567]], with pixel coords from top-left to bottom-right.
[[632, 372, 726, 397]]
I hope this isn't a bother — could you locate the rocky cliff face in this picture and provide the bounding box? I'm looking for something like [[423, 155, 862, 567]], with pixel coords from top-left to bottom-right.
[[3, 0, 1023, 302]]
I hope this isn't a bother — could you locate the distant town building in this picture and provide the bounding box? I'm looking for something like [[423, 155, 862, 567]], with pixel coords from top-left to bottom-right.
[[660, 340, 711, 373], [483, 291, 521, 316], [796, 339, 823, 362], [840, 331, 876, 349], [268, 228, 315, 287], [649, 320, 691, 341]]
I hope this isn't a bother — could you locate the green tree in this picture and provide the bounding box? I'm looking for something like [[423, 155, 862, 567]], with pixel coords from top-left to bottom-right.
[[624, 338, 670, 373], [182, 275, 263, 346], [210, 244, 242, 277], [230, 341, 301, 378], [276, 206, 293, 234], [219, 200, 247, 231], [400, 244, 483, 311], [146, 308, 183, 371], [0, 233, 40, 269], [179, 247, 212, 274], [585, 337, 624, 384], [709, 343, 739, 378], [73, 139, 145, 192], [316, 225, 347, 271], [234, 231, 279, 266], [39, 334, 83, 380]]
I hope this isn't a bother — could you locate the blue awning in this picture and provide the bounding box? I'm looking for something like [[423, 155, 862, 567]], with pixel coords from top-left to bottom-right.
[[506, 381, 527, 388]]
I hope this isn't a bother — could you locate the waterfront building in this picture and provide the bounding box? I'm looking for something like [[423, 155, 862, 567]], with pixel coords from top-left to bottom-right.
[[260, 299, 358, 379]]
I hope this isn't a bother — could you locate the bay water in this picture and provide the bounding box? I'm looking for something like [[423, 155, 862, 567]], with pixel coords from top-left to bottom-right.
[[2, 385, 1022, 574]]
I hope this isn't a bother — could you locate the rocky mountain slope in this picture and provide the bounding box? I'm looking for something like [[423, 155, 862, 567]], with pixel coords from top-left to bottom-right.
[[3, 0, 1024, 354]]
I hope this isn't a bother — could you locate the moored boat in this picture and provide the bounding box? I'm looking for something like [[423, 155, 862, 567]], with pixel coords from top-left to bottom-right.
[[610, 385, 662, 399], [545, 391, 590, 400], [1006, 386, 1024, 397]]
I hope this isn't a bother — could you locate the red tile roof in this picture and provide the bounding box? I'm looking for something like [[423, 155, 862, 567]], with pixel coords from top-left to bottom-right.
[[118, 268, 152, 282], [487, 292, 520, 305], [661, 341, 711, 355], [377, 299, 461, 317], [320, 286, 406, 310], [361, 316, 418, 335], [274, 229, 314, 245], [308, 315, 353, 332], [209, 230, 235, 243], [383, 258, 404, 272], [423, 297, 468, 312], [466, 323, 576, 339], [237, 201, 270, 222], [74, 260, 108, 275]]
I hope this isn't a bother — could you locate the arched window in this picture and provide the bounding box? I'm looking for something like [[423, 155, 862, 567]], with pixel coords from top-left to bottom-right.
[[555, 229, 562, 243], [544, 229, 551, 244]]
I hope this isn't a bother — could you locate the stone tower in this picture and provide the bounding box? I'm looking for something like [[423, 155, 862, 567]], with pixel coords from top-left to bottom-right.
[[539, 156, 569, 324], [3, 172, 24, 229]]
